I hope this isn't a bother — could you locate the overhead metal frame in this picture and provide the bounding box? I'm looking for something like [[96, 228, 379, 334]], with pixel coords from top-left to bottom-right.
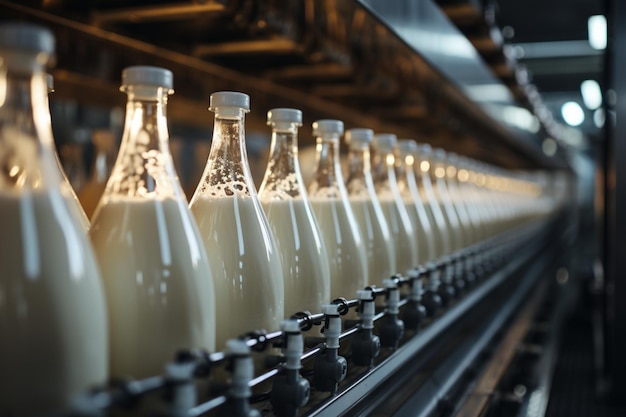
[[0, 0, 566, 169]]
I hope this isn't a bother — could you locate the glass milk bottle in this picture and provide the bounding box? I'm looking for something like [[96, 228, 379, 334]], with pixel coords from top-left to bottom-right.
[[371, 133, 418, 274], [79, 129, 116, 220], [430, 148, 466, 252], [90, 66, 216, 379], [415, 144, 452, 257], [190, 92, 284, 351], [395, 139, 436, 265], [0, 23, 107, 415], [441, 151, 477, 246], [47, 73, 91, 230], [450, 154, 485, 244], [344, 128, 396, 286], [308, 120, 367, 301], [258, 108, 330, 317]]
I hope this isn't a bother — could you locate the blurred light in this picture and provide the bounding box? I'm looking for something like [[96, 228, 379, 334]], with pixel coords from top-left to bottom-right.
[[594, 108, 605, 128], [607, 89, 617, 106], [420, 161, 430, 172], [8, 165, 20, 177], [588, 15, 607, 50], [581, 80, 602, 109], [458, 169, 469, 182], [446, 165, 457, 178], [405, 155, 415, 166], [386, 154, 395, 166], [502, 25, 515, 39], [502, 105, 540, 133], [561, 101, 585, 126], [542, 138, 558, 157], [435, 167, 446, 178]]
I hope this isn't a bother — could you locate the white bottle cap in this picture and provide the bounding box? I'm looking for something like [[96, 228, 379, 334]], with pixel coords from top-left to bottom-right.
[[0, 23, 54, 54], [313, 119, 344, 136], [433, 148, 447, 161], [397, 139, 418, 155], [345, 128, 373, 145], [122, 66, 173, 89], [267, 108, 302, 125], [46, 73, 54, 93], [372, 133, 397, 150], [415, 143, 433, 156], [210, 91, 250, 111]]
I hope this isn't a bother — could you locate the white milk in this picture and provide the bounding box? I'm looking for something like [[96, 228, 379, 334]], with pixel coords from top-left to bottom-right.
[[261, 198, 331, 317], [191, 195, 284, 351], [309, 198, 368, 301], [379, 198, 419, 274], [402, 197, 431, 265], [349, 197, 396, 286], [0, 190, 107, 416], [90, 196, 215, 379], [417, 180, 450, 259]]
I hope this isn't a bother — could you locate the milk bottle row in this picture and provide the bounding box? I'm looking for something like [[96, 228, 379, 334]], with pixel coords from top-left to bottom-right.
[[0, 23, 563, 417]]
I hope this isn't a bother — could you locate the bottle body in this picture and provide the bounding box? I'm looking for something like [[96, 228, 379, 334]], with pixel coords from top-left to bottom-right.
[[0, 190, 108, 415], [90, 71, 215, 378], [348, 197, 396, 285], [309, 197, 368, 298], [92, 196, 215, 377], [0, 25, 107, 415], [260, 198, 330, 316]]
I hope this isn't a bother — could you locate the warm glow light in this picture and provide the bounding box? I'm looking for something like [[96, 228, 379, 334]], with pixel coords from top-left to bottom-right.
[[581, 80, 602, 110], [8, 165, 20, 177], [588, 15, 607, 50], [561, 101, 585, 127], [435, 167, 446, 178], [420, 161, 430, 172], [446, 165, 457, 178], [405, 155, 415, 166], [476, 173, 486, 187], [386, 154, 395, 166], [458, 169, 469, 182]]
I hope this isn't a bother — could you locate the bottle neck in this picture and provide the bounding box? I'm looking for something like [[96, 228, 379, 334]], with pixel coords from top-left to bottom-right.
[[346, 144, 376, 198], [371, 147, 399, 198], [396, 154, 419, 198], [431, 160, 448, 185], [105, 86, 181, 199], [309, 135, 345, 198], [259, 122, 305, 199], [445, 164, 460, 191], [196, 107, 255, 198], [121, 87, 170, 153], [0, 59, 60, 191]]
